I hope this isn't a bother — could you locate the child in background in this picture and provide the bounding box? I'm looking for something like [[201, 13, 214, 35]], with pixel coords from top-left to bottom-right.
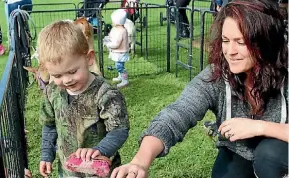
[[103, 9, 130, 88], [37, 20, 129, 177]]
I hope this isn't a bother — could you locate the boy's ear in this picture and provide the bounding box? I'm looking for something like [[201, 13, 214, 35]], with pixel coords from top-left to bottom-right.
[[87, 50, 96, 66]]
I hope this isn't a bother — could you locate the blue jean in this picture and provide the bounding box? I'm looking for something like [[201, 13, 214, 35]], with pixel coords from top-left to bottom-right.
[[7, 0, 33, 15], [115, 62, 125, 73], [212, 138, 288, 178], [5, 0, 33, 29]]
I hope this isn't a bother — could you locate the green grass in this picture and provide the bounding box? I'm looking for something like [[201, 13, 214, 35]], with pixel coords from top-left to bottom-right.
[[0, 0, 218, 177]]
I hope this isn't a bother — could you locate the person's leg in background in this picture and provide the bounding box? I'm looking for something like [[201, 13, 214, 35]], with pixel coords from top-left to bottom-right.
[[17, 0, 33, 12], [5, 0, 32, 46], [253, 138, 288, 178], [175, 0, 191, 38], [210, 0, 217, 12], [113, 61, 123, 83], [221, 0, 229, 7], [211, 147, 255, 178], [115, 61, 129, 88], [0, 25, 2, 45], [166, 0, 176, 23], [8, 0, 33, 16]]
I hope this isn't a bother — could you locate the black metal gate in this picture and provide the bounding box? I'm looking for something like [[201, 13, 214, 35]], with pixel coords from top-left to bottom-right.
[[0, 10, 31, 178]]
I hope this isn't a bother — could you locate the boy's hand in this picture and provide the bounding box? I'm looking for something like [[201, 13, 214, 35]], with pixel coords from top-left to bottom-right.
[[24, 168, 32, 178], [39, 161, 52, 177], [74, 148, 101, 162]]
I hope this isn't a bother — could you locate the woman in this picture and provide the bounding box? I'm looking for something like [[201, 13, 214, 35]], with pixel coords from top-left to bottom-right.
[[110, 0, 288, 177]]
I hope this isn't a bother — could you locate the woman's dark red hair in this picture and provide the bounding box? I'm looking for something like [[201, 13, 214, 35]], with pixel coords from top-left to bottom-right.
[[209, 0, 288, 115]]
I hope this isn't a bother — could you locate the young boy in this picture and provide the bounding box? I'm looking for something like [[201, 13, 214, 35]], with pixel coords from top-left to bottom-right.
[[37, 20, 129, 177], [103, 9, 130, 88]]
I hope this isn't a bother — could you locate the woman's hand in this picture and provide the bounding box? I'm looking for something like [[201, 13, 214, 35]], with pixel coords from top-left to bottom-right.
[[110, 163, 148, 178], [110, 136, 164, 178], [218, 118, 265, 141]]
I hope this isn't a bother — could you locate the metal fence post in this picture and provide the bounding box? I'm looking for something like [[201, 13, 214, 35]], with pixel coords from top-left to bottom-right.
[[97, 8, 104, 77], [145, 3, 148, 60], [166, 5, 171, 72], [175, 5, 179, 78], [199, 10, 205, 72]]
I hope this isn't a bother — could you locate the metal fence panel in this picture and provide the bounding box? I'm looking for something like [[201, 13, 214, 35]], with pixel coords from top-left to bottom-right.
[[174, 2, 215, 81], [24, 4, 170, 79], [0, 10, 30, 178]]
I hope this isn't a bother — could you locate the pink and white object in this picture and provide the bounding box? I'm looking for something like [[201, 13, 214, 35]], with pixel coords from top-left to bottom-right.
[[64, 155, 111, 178]]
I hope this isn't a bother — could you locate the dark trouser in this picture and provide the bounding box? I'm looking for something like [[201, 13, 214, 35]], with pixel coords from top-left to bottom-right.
[[0, 25, 2, 44], [175, 0, 191, 37], [212, 138, 288, 178], [175, 0, 191, 25], [7, 0, 33, 15]]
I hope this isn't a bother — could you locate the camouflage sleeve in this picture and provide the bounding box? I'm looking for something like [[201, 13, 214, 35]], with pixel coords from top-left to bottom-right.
[[98, 83, 129, 132], [39, 86, 55, 126], [39, 86, 57, 163]]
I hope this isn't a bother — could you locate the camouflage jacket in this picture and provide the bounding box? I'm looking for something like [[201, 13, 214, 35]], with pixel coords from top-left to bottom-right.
[[40, 75, 129, 177]]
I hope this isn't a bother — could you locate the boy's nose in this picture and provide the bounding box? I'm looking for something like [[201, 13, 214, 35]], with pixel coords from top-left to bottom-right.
[[63, 77, 73, 86]]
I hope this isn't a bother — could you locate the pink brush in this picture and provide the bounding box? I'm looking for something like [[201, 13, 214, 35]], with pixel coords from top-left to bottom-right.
[[0, 45, 5, 56], [64, 155, 111, 178]]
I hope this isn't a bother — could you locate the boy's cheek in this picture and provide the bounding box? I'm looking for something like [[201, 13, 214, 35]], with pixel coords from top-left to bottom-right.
[[53, 78, 62, 86]]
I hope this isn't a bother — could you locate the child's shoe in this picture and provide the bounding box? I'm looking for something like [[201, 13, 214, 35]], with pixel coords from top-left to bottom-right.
[[0, 44, 5, 56], [112, 73, 122, 83], [117, 72, 129, 88]]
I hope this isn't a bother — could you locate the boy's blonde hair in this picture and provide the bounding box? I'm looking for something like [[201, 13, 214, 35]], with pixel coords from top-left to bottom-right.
[[37, 20, 89, 65]]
